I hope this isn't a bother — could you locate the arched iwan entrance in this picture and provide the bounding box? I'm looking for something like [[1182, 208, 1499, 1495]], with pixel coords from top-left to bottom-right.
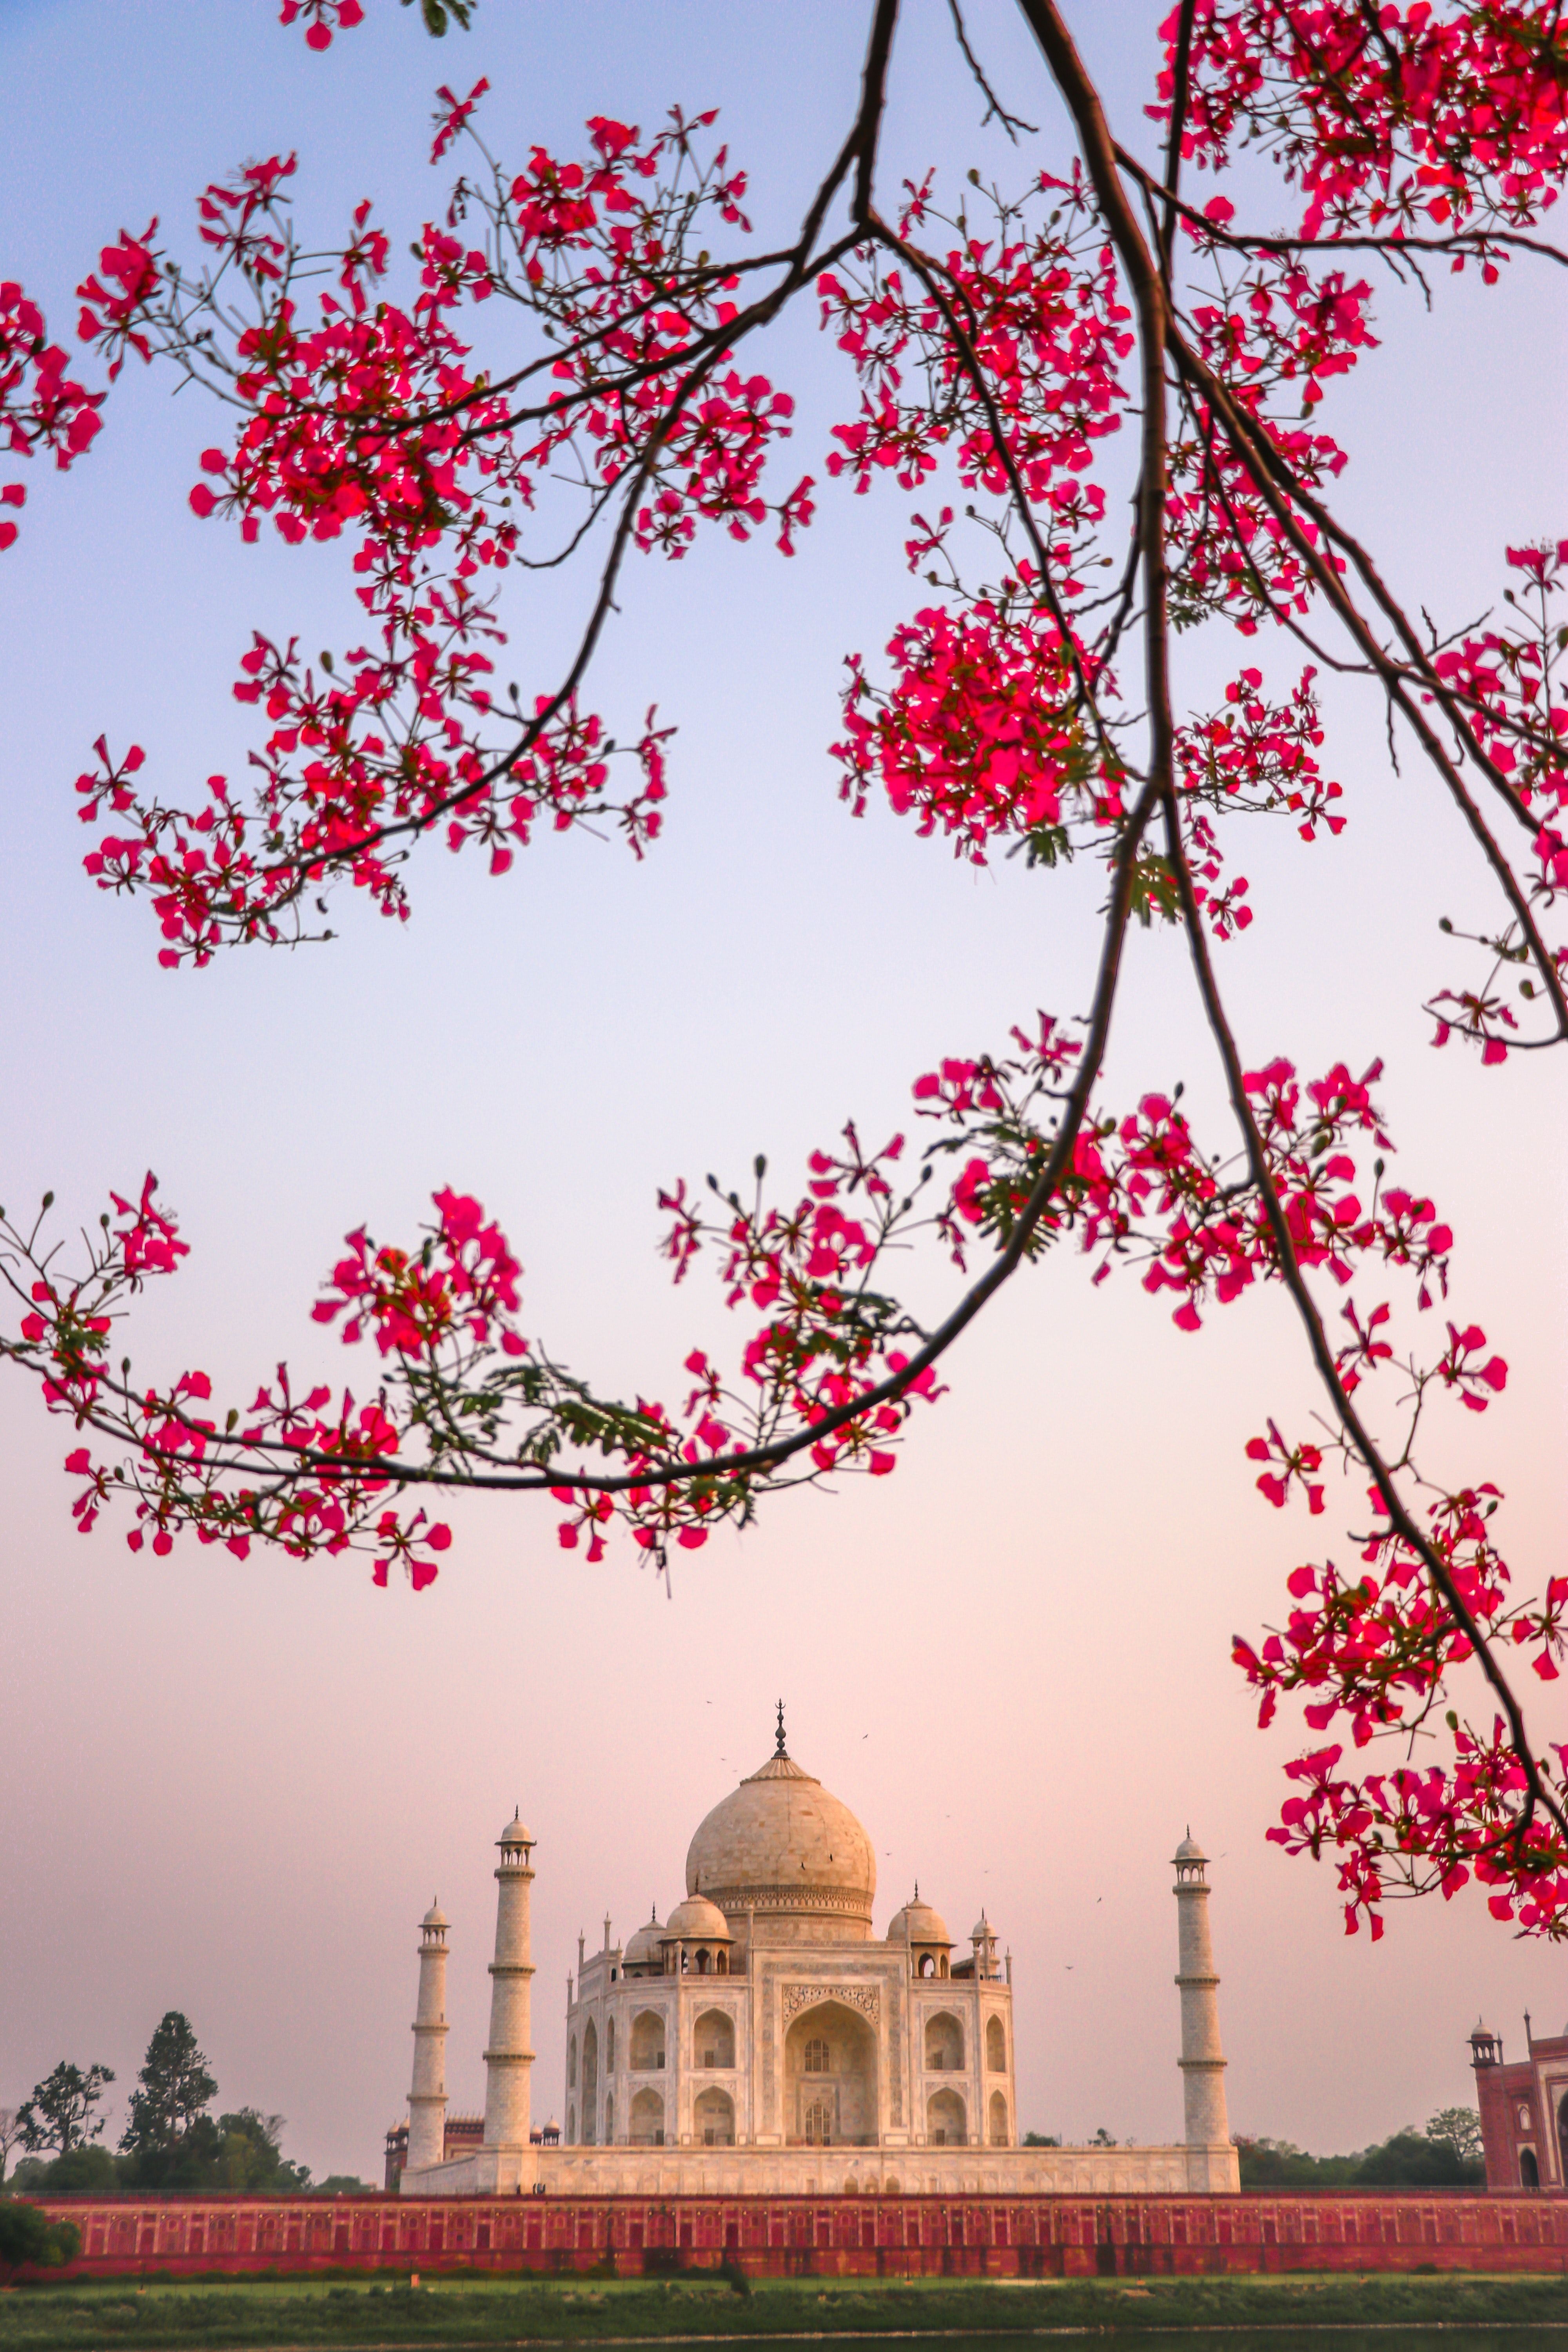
[[784, 1999, 877, 2146]]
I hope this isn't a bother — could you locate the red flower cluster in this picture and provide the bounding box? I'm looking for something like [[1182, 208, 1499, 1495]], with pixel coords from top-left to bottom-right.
[[0, 279, 105, 549], [60, 112, 811, 957], [833, 598, 1113, 860], [1159, 2, 1568, 251], [312, 1187, 527, 1360], [278, 0, 364, 50]]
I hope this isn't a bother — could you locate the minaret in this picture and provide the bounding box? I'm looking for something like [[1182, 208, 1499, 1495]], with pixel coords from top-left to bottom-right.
[[406, 1900, 450, 2172], [970, 1909, 999, 1980], [482, 1811, 535, 2147], [1172, 1831, 1230, 2147]]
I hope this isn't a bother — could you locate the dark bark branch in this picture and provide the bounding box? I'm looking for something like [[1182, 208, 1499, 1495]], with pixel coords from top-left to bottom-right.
[[946, 0, 1038, 139], [1166, 784, 1568, 1858], [1020, 0, 1568, 1861], [852, 0, 903, 221], [1113, 143, 1568, 270], [205, 1, 913, 916], [866, 218, 1123, 752], [1164, 330, 1568, 1045], [1013, 0, 1178, 804], [48, 779, 1161, 1498], [1158, 0, 1198, 274]]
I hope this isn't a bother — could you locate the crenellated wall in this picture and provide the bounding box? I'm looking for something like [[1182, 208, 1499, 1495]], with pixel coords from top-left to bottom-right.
[[21, 2188, 1568, 2279]]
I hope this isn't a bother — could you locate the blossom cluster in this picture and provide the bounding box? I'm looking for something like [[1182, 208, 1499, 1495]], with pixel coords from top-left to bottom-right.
[[66, 114, 804, 954], [1421, 539, 1568, 1059], [0, 279, 105, 550], [1156, 2, 1568, 254]]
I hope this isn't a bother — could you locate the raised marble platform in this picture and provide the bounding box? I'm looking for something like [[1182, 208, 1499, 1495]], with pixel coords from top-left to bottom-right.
[[400, 2138, 1240, 2198]]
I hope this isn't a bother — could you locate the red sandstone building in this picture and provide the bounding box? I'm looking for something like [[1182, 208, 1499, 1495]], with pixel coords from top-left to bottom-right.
[[1473, 2018, 1568, 2190], [383, 2115, 558, 2192]]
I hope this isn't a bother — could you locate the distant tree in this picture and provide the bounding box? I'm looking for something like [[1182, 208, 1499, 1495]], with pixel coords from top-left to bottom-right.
[[37, 2146, 122, 2193], [1235, 2135, 1356, 2189], [1022, 2132, 1060, 2147], [0, 2199, 80, 2278], [1427, 2106, 1485, 2164], [17, 2064, 114, 2157], [1355, 2126, 1483, 2189], [0, 2111, 20, 2185], [1090, 2126, 1116, 2147], [119, 2013, 216, 2169], [314, 2174, 374, 2196], [212, 2111, 311, 2195]]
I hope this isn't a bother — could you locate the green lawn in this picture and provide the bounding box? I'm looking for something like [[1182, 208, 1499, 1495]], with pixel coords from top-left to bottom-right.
[[3, 2272, 1568, 2348]]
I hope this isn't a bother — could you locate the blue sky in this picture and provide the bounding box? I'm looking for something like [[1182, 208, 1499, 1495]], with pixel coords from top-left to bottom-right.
[[2, 0, 1566, 2177]]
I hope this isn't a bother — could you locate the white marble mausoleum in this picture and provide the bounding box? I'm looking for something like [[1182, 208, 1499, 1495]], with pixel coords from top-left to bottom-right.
[[397, 1709, 1240, 2197]]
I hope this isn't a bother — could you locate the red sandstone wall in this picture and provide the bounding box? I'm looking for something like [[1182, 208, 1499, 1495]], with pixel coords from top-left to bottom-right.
[[21, 2189, 1568, 2279]]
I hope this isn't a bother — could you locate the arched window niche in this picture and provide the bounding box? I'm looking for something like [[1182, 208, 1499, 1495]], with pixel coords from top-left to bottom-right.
[[630, 2087, 664, 2147], [630, 2011, 666, 2072], [694, 2008, 735, 2069], [927, 2087, 966, 2147], [924, 2012, 964, 2072], [581, 2020, 599, 2145], [694, 2086, 735, 2147]]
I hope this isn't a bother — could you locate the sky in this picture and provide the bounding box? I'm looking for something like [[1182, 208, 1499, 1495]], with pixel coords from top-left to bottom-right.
[[2, 0, 1566, 2184]]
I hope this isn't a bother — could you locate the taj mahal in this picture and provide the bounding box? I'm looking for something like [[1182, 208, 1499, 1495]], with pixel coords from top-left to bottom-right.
[[394, 1709, 1240, 2198]]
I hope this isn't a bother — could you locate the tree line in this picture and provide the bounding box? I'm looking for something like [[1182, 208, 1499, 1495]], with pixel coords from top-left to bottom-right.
[[1236, 2109, 1485, 2191], [1018, 2109, 1485, 2188], [0, 2013, 368, 2195]]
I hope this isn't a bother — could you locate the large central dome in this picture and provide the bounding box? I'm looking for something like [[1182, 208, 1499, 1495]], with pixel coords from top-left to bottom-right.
[[685, 1742, 876, 1944]]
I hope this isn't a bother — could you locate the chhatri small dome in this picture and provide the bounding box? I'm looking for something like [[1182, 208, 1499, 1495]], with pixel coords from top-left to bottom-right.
[[888, 1889, 951, 1945], [623, 1909, 662, 1965], [971, 1910, 995, 1942], [421, 1900, 449, 1931], [1174, 1829, 1206, 1862], [684, 1705, 875, 1937], [663, 1893, 732, 1942], [499, 1809, 533, 1846]]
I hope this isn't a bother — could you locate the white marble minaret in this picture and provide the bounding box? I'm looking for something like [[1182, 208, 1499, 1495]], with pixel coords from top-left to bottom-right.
[[1173, 1831, 1230, 2150], [405, 1901, 450, 2171], [482, 1811, 535, 2147]]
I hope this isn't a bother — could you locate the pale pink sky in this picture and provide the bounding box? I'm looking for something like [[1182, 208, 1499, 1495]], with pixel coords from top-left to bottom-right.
[[2, 0, 1566, 2182]]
